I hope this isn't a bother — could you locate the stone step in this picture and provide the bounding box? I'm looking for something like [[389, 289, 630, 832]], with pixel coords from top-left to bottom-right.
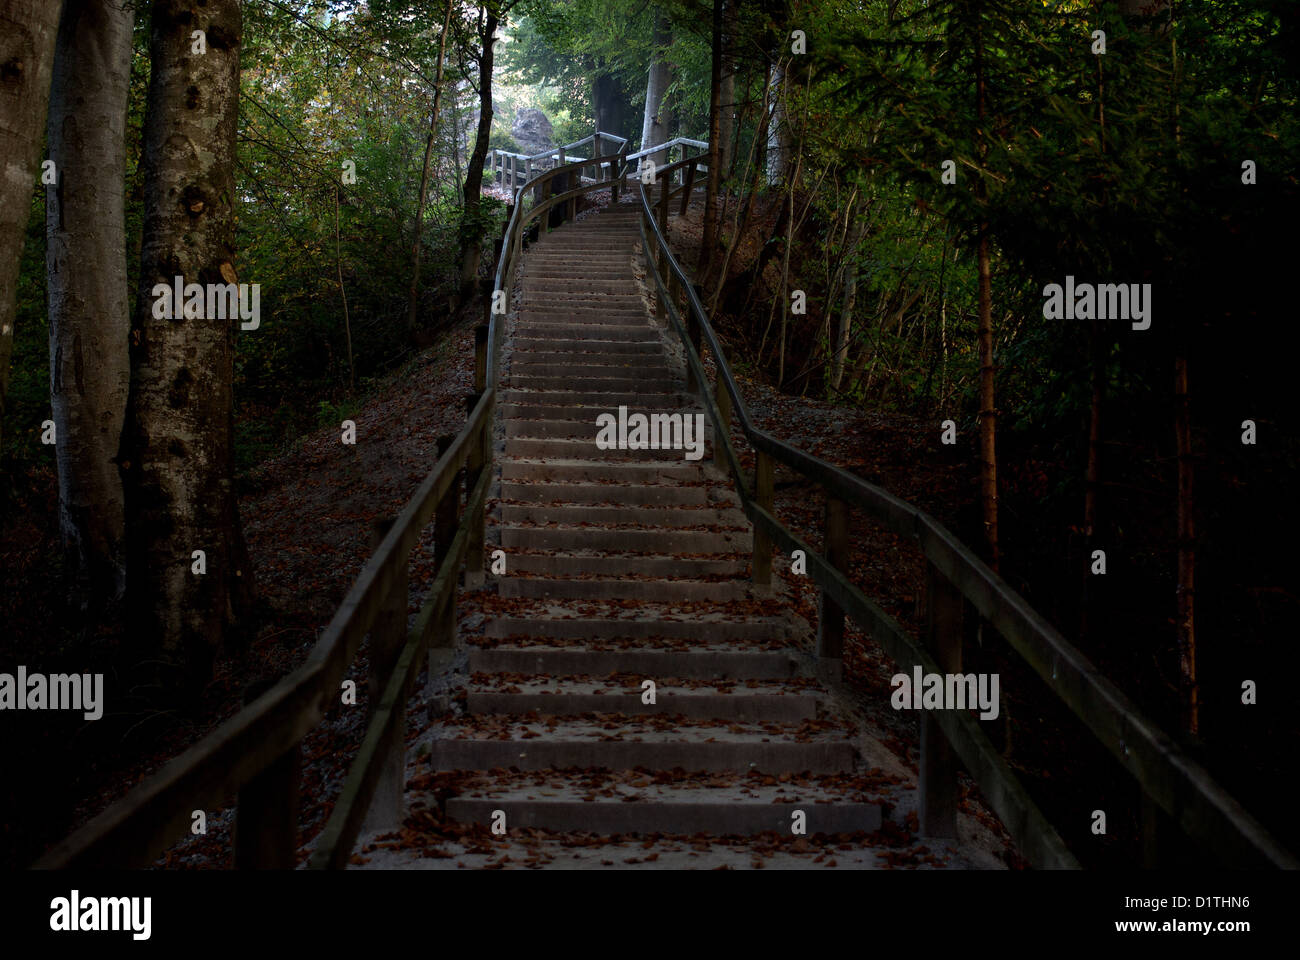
[[507, 375, 681, 393], [501, 481, 710, 505], [505, 417, 711, 441], [465, 679, 819, 721], [500, 551, 744, 577], [484, 616, 792, 642], [497, 576, 756, 602], [426, 721, 855, 774], [443, 790, 881, 837], [499, 503, 741, 529], [470, 643, 799, 679], [504, 437, 707, 461], [518, 307, 651, 322], [511, 325, 657, 343], [499, 458, 703, 483], [538, 234, 638, 244], [500, 401, 698, 420], [522, 266, 634, 279], [500, 525, 750, 554], [509, 359, 673, 378], [521, 292, 645, 307], [526, 278, 640, 294], [524, 254, 633, 267], [512, 338, 662, 355]]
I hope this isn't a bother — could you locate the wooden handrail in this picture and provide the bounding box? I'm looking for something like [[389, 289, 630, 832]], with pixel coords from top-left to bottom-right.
[[633, 176, 1298, 870]]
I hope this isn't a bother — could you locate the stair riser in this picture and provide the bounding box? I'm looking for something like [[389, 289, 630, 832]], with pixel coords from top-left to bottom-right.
[[470, 648, 798, 679], [442, 799, 880, 836], [497, 578, 753, 602], [501, 482, 710, 506], [507, 377, 681, 393], [513, 339, 661, 355], [500, 504, 734, 527], [427, 741, 855, 774], [466, 692, 817, 721], [485, 618, 791, 641], [501, 527, 750, 553], [499, 460, 703, 483]]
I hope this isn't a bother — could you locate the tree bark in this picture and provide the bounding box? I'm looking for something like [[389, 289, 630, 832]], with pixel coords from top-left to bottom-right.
[[406, 0, 454, 333], [974, 12, 998, 571], [46, 0, 133, 606], [0, 0, 64, 453], [458, 7, 498, 295], [119, 0, 254, 699], [830, 198, 866, 393], [638, 9, 670, 171], [1174, 351, 1197, 736], [765, 63, 794, 186], [592, 69, 627, 140], [717, 0, 736, 183], [698, 0, 723, 272]]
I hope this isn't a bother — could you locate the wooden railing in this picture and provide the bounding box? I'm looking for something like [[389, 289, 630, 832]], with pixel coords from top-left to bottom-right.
[[489, 130, 629, 199], [33, 149, 636, 871], [633, 163, 1298, 870]]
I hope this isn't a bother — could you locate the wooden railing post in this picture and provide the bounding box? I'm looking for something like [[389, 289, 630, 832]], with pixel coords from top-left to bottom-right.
[[473, 323, 488, 394], [753, 449, 774, 589], [658, 174, 670, 233], [686, 284, 705, 394], [235, 678, 300, 869], [919, 561, 963, 838], [680, 159, 698, 215], [612, 153, 621, 204], [431, 434, 461, 662], [463, 392, 487, 589], [713, 344, 732, 466], [361, 516, 408, 833], [816, 497, 849, 681], [655, 245, 668, 325]]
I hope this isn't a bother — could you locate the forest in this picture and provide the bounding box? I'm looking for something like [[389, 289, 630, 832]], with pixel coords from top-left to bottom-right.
[[1, 0, 1297, 880]]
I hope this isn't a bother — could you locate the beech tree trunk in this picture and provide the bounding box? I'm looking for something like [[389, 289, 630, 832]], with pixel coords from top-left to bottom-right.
[[46, 0, 133, 606], [716, 0, 736, 182], [638, 10, 670, 171], [406, 0, 454, 333], [698, 0, 723, 271], [831, 200, 866, 393], [458, 7, 498, 294], [974, 13, 998, 571], [766, 63, 793, 186], [119, 0, 254, 699], [0, 0, 63, 453], [592, 69, 627, 140], [1174, 353, 1197, 736]]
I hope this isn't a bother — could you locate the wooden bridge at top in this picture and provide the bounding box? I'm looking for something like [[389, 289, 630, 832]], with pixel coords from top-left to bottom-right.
[[35, 131, 1298, 871]]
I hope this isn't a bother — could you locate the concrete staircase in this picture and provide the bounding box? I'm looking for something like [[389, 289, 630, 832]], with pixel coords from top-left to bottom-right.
[[416, 205, 888, 843]]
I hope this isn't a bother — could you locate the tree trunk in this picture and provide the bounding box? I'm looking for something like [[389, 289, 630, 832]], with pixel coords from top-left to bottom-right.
[[698, 0, 724, 272], [1080, 316, 1104, 637], [0, 0, 63, 453], [458, 8, 498, 295], [717, 0, 736, 183], [592, 69, 627, 140], [46, 0, 133, 606], [831, 199, 866, 393], [766, 63, 794, 186], [1174, 351, 1197, 736], [406, 0, 454, 333], [974, 14, 998, 571], [638, 10, 670, 171], [119, 0, 254, 700]]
